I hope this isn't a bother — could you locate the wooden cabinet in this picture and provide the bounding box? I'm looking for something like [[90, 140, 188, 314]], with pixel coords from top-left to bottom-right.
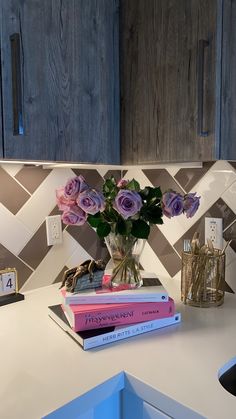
[[220, 0, 236, 159], [120, 0, 236, 164], [0, 0, 120, 163]]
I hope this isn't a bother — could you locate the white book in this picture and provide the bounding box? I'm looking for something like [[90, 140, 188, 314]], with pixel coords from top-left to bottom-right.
[[48, 304, 181, 350], [61, 274, 169, 305]]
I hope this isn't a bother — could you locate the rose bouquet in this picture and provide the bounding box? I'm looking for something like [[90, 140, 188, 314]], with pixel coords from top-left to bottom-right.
[[56, 175, 200, 288]]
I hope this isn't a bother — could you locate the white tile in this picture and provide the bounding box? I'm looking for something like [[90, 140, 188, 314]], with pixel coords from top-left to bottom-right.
[[172, 271, 181, 282], [162, 161, 236, 244], [225, 260, 236, 292], [224, 244, 236, 267], [123, 168, 153, 189], [66, 244, 91, 268], [140, 242, 170, 279], [222, 180, 236, 213], [21, 231, 79, 291], [96, 168, 111, 178], [16, 168, 74, 233], [158, 214, 193, 245], [121, 169, 193, 245], [0, 204, 32, 255], [166, 166, 183, 177], [0, 164, 24, 177]]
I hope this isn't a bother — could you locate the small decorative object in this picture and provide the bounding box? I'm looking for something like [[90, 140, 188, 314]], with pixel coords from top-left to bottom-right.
[[0, 267, 25, 306], [60, 259, 105, 292], [56, 175, 200, 289], [181, 233, 226, 307]]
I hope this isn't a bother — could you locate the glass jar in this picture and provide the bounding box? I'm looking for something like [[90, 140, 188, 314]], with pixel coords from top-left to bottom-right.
[[181, 250, 225, 307]]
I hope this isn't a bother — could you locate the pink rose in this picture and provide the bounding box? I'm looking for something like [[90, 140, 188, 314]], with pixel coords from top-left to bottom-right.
[[56, 187, 75, 211], [117, 179, 129, 188]]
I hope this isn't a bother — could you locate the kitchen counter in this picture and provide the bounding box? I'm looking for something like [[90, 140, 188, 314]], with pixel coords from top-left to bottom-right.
[[0, 277, 235, 419]]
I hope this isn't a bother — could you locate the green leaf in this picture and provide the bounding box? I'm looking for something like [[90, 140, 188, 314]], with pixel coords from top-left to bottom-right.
[[115, 218, 132, 235], [103, 207, 118, 222], [131, 220, 150, 239], [126, 179, 140, 191], [102, 177, 118, 200], [140, 186, 162, 201], [96, 222, 111, 238], [87, 213, 102, 227], [141, 206, 163, 224]]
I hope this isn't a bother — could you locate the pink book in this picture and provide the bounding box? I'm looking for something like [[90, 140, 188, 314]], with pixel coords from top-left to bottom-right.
[[62, 298, 175, 332]]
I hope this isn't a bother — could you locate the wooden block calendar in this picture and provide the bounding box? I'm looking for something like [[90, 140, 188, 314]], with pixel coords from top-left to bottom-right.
[[0, 268, 24, 306]]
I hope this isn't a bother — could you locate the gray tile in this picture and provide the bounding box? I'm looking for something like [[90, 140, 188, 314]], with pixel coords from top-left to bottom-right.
[[174, 162, 214, 192], [224, 220, 236, 242], [143, 169, 185, 194], [67, 223, 109, 262], [0, 244, 33, 289], [222, 281, 235, 293], [104, 170, 122, 181], [148, 226, 181, 277], [19, 207, 66, 269], [229, 240, 236, 253], [72, 169, 104, 190], [15, 166, 52, 194], [19, 221, 50, 269], [0, 167, 30, 214], [228, 161, 236, 172], [53, 266, 69, 284]]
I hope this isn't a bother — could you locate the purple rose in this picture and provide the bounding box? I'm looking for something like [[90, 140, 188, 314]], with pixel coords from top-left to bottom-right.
[[76, 189, 105, 215], [183, 193, 200, 218], [61, 206, 87, 226], [64, 175, 88, 199], [162, 191, 184, 218], [113, 190, 142, 219]]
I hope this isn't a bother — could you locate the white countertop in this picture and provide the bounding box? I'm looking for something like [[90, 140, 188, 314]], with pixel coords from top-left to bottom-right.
[[0, 277, 235, 419]]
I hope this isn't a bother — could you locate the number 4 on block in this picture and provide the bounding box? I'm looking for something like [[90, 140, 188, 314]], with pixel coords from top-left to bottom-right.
[[0, 271, 17, 295]]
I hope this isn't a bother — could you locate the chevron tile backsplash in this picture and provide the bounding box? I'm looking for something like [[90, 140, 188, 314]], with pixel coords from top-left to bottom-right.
[[0, 161, 236, 293]]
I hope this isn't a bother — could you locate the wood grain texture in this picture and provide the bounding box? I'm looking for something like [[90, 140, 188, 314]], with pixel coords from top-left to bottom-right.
[[220, 0, 236, 159], [120, 0, 217, 163], [0, 0, 120, 163], [0, 5, 3, 158]]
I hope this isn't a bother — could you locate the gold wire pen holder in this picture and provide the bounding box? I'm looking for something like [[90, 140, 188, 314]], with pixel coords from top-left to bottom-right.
[[181, 249, 225, 307]]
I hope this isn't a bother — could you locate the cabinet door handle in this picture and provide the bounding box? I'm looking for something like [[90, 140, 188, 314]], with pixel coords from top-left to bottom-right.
[[197, 39, 209, 137], [10, 33, 24, 135]]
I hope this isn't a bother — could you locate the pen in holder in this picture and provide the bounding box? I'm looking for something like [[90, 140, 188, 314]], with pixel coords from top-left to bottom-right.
[[181, 236, 226, 307]]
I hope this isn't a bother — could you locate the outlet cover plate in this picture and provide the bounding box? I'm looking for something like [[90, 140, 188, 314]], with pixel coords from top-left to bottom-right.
[[46, 215, 62, 246], [205, 217, 223, 250]]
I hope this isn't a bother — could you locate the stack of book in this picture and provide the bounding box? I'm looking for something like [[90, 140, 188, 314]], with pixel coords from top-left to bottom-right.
[[48, 273, 181, 350]]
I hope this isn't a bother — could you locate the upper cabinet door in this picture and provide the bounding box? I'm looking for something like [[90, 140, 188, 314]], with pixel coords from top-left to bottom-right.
[[120, 0, 217, 163], [0, 0, 120, 163], [220, 0, 236, 160]]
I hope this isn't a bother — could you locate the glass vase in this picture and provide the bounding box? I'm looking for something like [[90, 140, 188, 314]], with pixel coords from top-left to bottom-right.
[[105, 233, 146, 289]]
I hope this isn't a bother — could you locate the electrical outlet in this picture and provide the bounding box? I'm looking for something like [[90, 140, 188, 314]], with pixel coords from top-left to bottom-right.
[[205, 217, 223, 250], [46, 215, 62, 246]]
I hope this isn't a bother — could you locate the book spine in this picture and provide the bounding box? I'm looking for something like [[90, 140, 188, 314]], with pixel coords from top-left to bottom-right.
[[64, 293, 168, 305], [84, 313, 181, 350], [68, 299, 175, 332]]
